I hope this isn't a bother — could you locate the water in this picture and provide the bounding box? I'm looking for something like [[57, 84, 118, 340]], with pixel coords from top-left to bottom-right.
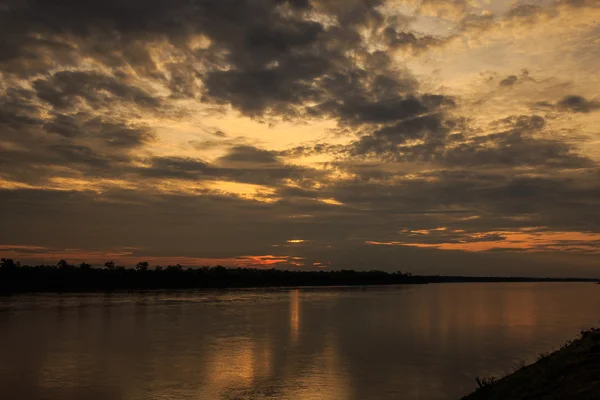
[[0, 283, 598, 400]]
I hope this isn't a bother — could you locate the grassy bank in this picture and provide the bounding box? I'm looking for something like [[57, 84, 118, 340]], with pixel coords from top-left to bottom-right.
[[463, 328, 600, 399]]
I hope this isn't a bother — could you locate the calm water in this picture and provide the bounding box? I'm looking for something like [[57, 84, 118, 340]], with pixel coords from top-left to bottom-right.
[[0, 283, 599, 400]]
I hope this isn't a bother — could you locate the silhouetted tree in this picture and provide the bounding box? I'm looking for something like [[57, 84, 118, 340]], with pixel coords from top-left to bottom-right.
[[79, 262, 92, 270], [104, 261, 116, 270], [0, 258, 17, 270], [136, 261, 149, 271], [166, 264, 183, 272], [57, 259, 70, 269]]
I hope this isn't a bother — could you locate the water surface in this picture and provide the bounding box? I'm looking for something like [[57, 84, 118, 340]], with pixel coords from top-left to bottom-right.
[[1, 283, 598, 400]]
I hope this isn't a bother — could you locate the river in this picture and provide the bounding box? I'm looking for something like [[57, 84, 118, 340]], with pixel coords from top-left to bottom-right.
[[0, 283, 598, 399]]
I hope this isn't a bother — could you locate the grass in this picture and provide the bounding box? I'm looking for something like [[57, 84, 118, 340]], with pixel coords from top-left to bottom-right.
[[462, 327, 600, 399]]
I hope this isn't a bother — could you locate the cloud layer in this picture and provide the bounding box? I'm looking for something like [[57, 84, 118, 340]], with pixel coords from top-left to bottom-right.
[[1, 0, 600, 276]]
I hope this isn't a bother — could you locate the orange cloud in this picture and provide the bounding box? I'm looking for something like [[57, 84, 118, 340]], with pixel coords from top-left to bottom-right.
[[367, 228, 600, 254]]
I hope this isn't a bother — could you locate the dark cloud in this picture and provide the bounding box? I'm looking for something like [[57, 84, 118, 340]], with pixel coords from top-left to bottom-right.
[[533, 95, 600, 113], [323, 113, 594, 174], [48, 143, 112, 169], [493, 114, 546, 130], [1, 0, 448, 125], [42, 112, 157, 148], [382, 26, 448, 54], [319, 95, 430, 126], [499, 75, 518, 87], [200, 29, 441, 122], [504, 4, 553, 23], [201, 61, 324, 116], [218, 145, 279, 164], [0, 86, 43, 130], [94, 122, 156, 150], [189, 136, 253, 151], [325, 168, 600, 235], [441, 130, 592, 169], [33, 71, 161, 111], [0, 102, 156, 185], [1, 0, 323, 82], [136, 155, 315, 186], [43, 113, 84, 138], [458, 13, 496, 33], [282, 143, 345, 158], [0, 0, 459, 152], [498, 69, 534, 87], [138, 157, 212, 181], [556, 95, 600, 113], [350, 113, 452, 160], [558, 0, 600, 9]]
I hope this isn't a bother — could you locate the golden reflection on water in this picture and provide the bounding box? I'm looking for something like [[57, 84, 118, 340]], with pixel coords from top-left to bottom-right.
[[288, 334, 350, 400], [290, 289, 300, 343], [413, 283, 542, 349], [504, 286, 536, 328], [204, 338, 273, 398]]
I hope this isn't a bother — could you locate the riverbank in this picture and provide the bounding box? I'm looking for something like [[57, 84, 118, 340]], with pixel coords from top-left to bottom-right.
[[462, 327, 600, 399]]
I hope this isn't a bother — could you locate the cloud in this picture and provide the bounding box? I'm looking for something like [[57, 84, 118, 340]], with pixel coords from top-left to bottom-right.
[[533, 95, 600, 113], [504, 4, 555, 24], [382, 27, 450, 54], [337, 113, 594, 171], [558, 0, 600, 9], [442, 134, 591, 169], [33, 70, 162, 111], [458, 12, 496, 33], [368, 228, 600, 254], [200, 27, 443, 123], [217, 145, 279, 164], [419, 0, 468, 19], [457, 0, 595, 37], [0, 0, 447, 125], [350, 113, 453, 160], [135, 153, 316, 187], [556, 95, 600, 113], [440, 115, 593, 169], [0, 86, 43, 130], [499, 75, 518, 87]]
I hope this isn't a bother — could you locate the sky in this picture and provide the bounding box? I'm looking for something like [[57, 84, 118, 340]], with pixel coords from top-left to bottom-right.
[[1, 0, 600, 276]]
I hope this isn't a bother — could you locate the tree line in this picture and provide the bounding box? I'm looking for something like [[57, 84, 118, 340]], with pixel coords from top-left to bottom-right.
[[0, 258, 427, 293], [1, 258, 597, 293]]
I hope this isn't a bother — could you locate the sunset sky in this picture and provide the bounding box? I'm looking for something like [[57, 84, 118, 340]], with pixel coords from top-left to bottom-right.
[[1, 0, 600, 276]]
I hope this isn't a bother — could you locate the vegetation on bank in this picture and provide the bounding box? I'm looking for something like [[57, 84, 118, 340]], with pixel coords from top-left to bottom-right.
[[0, 258, 598, 293], [0, 258, 428, 292], [463, 327, 600, 400]]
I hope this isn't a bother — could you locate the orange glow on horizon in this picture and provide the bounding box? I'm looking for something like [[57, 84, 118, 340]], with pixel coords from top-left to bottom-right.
[[0, 247, 313, 268]]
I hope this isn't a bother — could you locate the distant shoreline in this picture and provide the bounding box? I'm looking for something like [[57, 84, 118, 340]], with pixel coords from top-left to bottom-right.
[[462, 327, 600, 399], [1, 259, 597, 294]]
